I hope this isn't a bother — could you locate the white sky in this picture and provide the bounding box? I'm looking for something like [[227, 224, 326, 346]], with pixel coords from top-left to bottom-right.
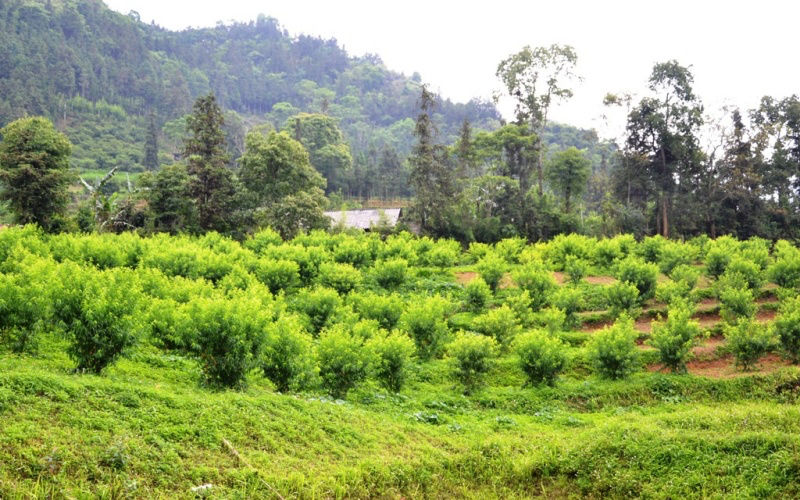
[[105, 0, 799, 138]]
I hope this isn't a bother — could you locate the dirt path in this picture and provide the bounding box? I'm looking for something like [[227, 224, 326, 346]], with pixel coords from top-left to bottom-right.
[[648, 353, 792, 379]]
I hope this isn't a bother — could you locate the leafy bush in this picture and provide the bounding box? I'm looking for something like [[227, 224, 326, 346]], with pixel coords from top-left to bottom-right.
[[252, 258, 300, 294], [187, 297, 270, 387], [705, 241, 736, 279], [768, 254, 800, 290], [564, 255, 588, 285], [773, 298, 800, 363], [514, 330, 568, 386], [636, 235, 667, 264], [316, 325, 371, 398], [348, 292, 404, 331], [55, 268, 142, 374], [532, 306, 567, 335], [398, 297, 452, 360], [264, 244, 327, 285], [724, 319, 774, 371], [317, 262, 362, 295], [261, 315, 315, 392], [333, 239, 374, 268], [606, 281, 641, 318], [592, 238, 623, 270], [0, 272, 47, 353], [462, 277, 492, 313], [550, 286, 583, 329], [718, 279, 757, 324], [614, 257, 659, 303], [372, 258, 409, 289], [243, 227, 283, 254], [471, 305, 522, 349], [587, 315, 640, 380], [366, 331, 416, 392], [494, 237, 527, 264], [649, 301, 702, 373], [656, 280, 693, 306], [504, 290, 536, 327], [511, 264, 557, 311], [146, 298, 192, 351], [657, 241, 695, 275], [424, 242, 460, 269], [669, 264, 700, 290], [446, 332, 499, 394], [291, 287, 344, 335], [724, 257, 763, 291], [476, 254, 507, 292], [545, 234, 592, 270]]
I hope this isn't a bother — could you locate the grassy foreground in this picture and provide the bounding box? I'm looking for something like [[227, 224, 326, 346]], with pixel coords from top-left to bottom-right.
[[3, 335, 800, 499]]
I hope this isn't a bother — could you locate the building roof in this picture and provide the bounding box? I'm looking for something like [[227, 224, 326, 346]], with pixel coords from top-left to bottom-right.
[[323, 208, 402, 230]]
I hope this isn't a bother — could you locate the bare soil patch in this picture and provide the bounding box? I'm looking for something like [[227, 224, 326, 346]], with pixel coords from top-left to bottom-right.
[[648, 353, 791, 379]]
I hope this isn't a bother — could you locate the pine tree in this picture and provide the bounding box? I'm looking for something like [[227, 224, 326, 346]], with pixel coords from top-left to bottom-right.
[[183, 94, 236, 233], [143, 112, 159, 171], [408, 85, 454, 235]]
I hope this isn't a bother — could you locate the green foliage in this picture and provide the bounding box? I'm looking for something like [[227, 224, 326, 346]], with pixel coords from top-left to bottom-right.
[[424, 241, 460, 269], [724, 319, 774, 371], [366, 331, 416, 392], [718, 276, 757, 324], [476, 254, 507, 292], [462, 277, 492, 313], [292, 287, 345, 335], [494, 237, 527, 264], [55, 268, 142, 373], [657, 241, 695, 275], [0, 117, 73, 231], [511, 263, 556, 311], [316, 325, 371, 398], [261, 315, 315, 392], [514, 330, 569, 386], [545, 146, 591, 213], [670, 264, 700, 290], [253, 259, 300, 294], [705, 246, 733, 279], [471, 305, 522, 349], [446, 332, 499, 394], [773, 298, 800, 363], [371, 258, 409, 290], [532, 306, 568, 335], [724, 257, 764, 291], [606, 281, 641, 318], [187, 296, 270, 387], [317, 262, 362, 295], [614, 257, 659, 303], [0, 272, 48, 353], [649, 301, 702, 373], [563, 255, 588, 285], [587, 315, 640, 380], [348, 292, 404, 331], [550, 286, 583, 329], [398, 296, 452, 360]]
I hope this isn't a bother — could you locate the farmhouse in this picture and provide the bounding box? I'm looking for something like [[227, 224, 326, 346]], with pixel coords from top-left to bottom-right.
[[323, 208, 404, 231]]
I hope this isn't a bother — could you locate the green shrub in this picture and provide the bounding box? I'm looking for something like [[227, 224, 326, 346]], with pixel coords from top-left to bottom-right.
[[511, 264, 557, 311], [768, 254, 800, 290], [243, 227, 283, 254], [670, 264, 700, 290], [348, 292, 403, 330], [550, 286, 583, 329], [253, 259, 300, 294], [606, 281, 641, 318], [636, 235, 667, 264], [718, 279, 757, 324], [261, 315, 315, 392], [446, 332, 499, 394], [614, 257, 659, 303], [291, 287, 344, 335], [504, 290, 536, 327], [724, 319, 774, 371], [146, 298, 191, 351], [317, 262, 362, 295], [592, 238, 623, 270], [264, 244, 327, 285], [55, 268, 142, 374], [514, 330, 568, 386], [366, 331, 416, 392], [372, 258, 409, 289], [724, 257, 763, 291], [656, 280, 693, 305], [587, 314, 640, 380], [316, 325, 371, 398], [532, 306, 567, 335], [773, 298, 800, 363], [0, 272, 47, 353], [188, 297, 270, 387], [649, 301, 702, 373], [466, 242, 492, 263], [463, 277, 492, 313], [471, 305, 521, 349], [705, 245, 734, 279], [398, 296, 452, 360], [425, 242, 460, 270], [333, 239, 374, 268], [564, 255, 588, 285], [476, 254, 507, 292], [545, 234, 592, 270], [495, 237, 527, 264]]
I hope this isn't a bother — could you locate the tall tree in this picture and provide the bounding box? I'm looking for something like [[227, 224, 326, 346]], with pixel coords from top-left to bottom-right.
[[0, 117, 72, 231], [183, 94, 236, 233], [546, 147, 591, 214], [408, 85, 455, 235], [239, 130, 329, 238], [623, 61, 703, 238], [143, 112, 159, 171], [496, 44, 579, 195]]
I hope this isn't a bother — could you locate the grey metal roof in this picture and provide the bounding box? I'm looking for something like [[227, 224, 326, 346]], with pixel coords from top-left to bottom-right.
[[323, 208, 402, 230]]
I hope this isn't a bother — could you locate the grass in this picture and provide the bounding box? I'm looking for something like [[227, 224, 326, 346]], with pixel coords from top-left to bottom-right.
[[3, 334, 800, 498]]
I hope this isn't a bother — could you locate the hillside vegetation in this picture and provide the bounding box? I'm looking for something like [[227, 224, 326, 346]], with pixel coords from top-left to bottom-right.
[[2, 227, 800, 497]]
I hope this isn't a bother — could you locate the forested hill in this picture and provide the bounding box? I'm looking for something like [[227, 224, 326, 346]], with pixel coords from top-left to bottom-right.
[[0, 0, 502, 174]]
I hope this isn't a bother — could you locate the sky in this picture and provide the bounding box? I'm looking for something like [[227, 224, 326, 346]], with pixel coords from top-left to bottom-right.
[[105, 0, 799, 138]]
